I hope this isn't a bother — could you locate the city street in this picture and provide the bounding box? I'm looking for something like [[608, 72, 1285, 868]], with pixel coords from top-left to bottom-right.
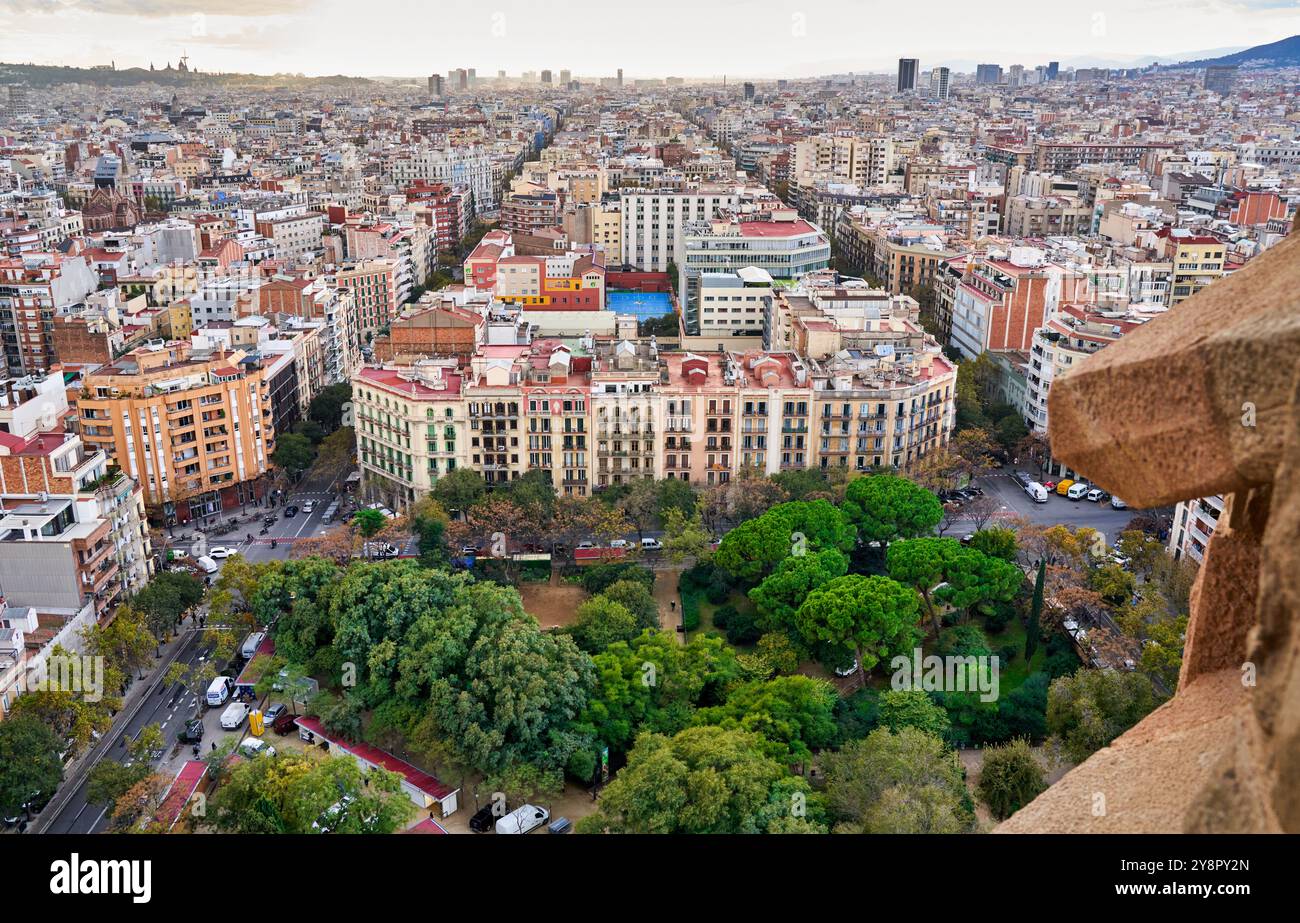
[[38, 627, 211, 834]]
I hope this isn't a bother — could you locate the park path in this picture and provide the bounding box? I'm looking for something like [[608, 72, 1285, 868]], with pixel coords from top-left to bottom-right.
[[653, 566, 686, 644]]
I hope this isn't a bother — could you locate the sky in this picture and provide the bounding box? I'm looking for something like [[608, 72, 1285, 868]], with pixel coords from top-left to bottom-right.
[[0, 0, 1297, 80]]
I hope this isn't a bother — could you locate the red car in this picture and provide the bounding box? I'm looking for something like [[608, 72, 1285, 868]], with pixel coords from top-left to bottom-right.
[[1042, 480, 1057, 491], [272, 711, 298, 735]]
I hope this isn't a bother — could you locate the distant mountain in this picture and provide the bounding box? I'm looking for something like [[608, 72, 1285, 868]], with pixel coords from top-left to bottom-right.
[[0, 62, 374, 89], [1164, 34, 1300, 69]]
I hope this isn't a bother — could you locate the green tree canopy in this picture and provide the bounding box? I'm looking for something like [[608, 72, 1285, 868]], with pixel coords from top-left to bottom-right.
[[0, 714, 64, 818], [795, 575, 921, 683], [577, 725, 824, 834], [842, 474, 943, 545], [977, 737, 1046, 820], [1047, 668, 1159, 764]]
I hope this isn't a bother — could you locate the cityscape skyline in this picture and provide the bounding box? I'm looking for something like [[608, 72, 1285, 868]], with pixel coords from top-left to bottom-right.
[[1, 0, 1298, 79]]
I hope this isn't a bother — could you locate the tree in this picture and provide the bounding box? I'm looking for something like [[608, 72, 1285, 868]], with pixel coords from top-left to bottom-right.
[[108, 773, 172, 833], [655, 477, 697, 520], [133, 571, 204, 637], [599, 580, 661, 633], [749, 548, 848, 637], [481, 762, 565, 811], [212, 749, 412, 834], [87, 760, 151, 808], [0, 715, 63, 819], [877, 689, 951, 739], [577, 725, 824, 834], [886, 537, 964, 635], [977, 738, 1047, 820], [823, 726, 974, 834], [353, 507, 387, 538], [82, 607, 156, 679], [430, 467, 487, 515], [1025, 560, 1045, 661], [963, 494, 1000, 532], [1047, 668, 1159, 764], [968, 527, 1018, 562], [841, 474, 943, 546], [570, 596, 640, 653], [271, 432, 316, 478], [308, 383, 353, 432], [616, 477, 660, 541], [795, 574, 921, 685], [661, 507, 710, 563], [715, 499, 855, 584], [694, 675, 839, 767]]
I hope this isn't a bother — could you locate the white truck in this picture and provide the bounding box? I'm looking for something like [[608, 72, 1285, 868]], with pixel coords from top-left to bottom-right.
[[219, 702, 250, 730], [1024, 482, 1049, 503], [495, 804, 550, 835]]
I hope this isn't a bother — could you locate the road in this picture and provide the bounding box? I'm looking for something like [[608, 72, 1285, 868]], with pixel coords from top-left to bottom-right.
[[156, 488, 348, 568], [39, 627, 212, 834]]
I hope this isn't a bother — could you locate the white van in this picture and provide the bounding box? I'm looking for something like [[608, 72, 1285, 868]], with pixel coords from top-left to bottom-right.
[[205, 675, 233, 707], [196, 555, 218, 574], [219, 702, 250, 730], [240, 631, 266, 660], [495, 804, 550, 835], [1024, 482, 1049, 503], [640, 537, 663, 551], [1067, 482, 1090, 501]]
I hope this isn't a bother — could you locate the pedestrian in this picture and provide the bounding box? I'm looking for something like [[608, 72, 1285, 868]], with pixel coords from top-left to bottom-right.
[[211, 741, 216, 752], [671, 600, 676, 612]]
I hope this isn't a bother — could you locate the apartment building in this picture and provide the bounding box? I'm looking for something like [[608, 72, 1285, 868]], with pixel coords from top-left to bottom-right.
[[620, 186, 741, 272], [1022, 302, 1153, 450], [76, 340, 274, 524], [1155, 229, 1226, 306], [336, 259, 400, 340], [521, 342, 591, 496], [254, 210, 325, 262], [1169, 495, 1223, 565], [0, 376, 153, 620], [353, 361, 466, 510], [591, 337, 662, 490], [949, 248, 1066, 361], [0, 253, 98, 376], [809, 346, 956, 472], [490, 251, 606, 311]]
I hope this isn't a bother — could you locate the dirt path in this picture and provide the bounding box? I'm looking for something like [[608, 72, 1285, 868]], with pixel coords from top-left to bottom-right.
[[519, 581, 589, 629], [653, 566, 686, 643]]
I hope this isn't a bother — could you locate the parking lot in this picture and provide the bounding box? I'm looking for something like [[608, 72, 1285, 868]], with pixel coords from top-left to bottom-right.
[[966, 471, 1141, 543]]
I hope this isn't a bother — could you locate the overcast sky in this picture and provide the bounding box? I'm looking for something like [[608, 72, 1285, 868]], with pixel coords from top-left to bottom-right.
[[0, 0, 1297, 79]]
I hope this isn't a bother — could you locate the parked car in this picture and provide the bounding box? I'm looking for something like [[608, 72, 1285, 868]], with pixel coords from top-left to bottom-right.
[[264, 703, 288, 725], [495, 804, 550, 835], [208, 546, 236, 559], [640, 537, 663, 551], [833, 659, 859, 678], [365, 541, 400, 559], [1111, 496, 1128, 510], [576, 541, 595, 550], [272, 711, 299, 735], [239, 738, 276, 759], [176, 718, 204, 744], [168, 549, 189, 560], [1086, 488, 1106, 503], [1013, 471, 1033, 487], [283, 505, 298, 518], [1067, 482, 1090, 500], [1042, 480, 1057, 491], [608, 539, 629, 549], [547, 817, 573, 834], [1055, 479, 1075, 497], [468, 803, 499, 833]]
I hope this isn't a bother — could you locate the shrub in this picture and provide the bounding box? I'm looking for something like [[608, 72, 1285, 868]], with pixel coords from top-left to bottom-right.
[[977, 738, 1046, 820], [582, 563, 654, 595], [712, 604, 737, 629], [723, 608, 761, 646]]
